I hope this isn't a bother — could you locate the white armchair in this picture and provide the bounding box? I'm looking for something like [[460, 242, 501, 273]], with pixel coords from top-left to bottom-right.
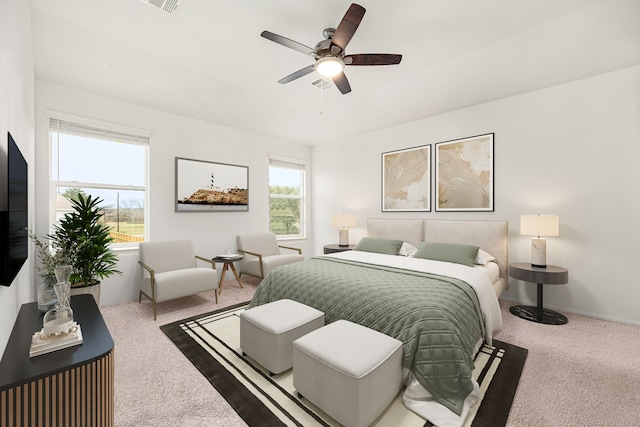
[[236, 233, 304, 279], [138, 240, 218, 320]]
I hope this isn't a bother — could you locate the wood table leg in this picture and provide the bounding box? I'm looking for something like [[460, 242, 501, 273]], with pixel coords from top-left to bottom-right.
[[217, 264, 228, 295], [229, 263, 244, 288]]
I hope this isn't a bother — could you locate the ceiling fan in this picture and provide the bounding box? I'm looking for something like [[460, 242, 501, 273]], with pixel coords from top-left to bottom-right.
[[261, 3, 402, 95]]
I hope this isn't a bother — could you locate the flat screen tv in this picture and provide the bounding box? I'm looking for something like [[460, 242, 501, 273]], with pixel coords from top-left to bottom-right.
[[1, 132, 28, 286]]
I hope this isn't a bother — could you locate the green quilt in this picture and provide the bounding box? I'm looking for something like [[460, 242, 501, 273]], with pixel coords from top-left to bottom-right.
[[248, 256, 486, 416]]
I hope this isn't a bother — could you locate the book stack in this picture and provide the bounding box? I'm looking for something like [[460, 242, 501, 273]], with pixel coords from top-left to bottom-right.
[[217, 253, 241, 258], [29, 323, 83, 358]]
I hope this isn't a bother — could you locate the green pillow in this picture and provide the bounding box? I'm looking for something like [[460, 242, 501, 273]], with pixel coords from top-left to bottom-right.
[[414, 242, 480, 267], [353, 237, 404, 255]]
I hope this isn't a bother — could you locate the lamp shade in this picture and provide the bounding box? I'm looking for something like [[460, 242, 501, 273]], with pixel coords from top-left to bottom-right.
[[520, 214, 559, 237], [331, 214, 357, 228]]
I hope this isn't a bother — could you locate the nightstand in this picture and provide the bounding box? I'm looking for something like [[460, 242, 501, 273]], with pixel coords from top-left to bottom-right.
[[323, 244, 356, 254], [509, 262, 569, 325]]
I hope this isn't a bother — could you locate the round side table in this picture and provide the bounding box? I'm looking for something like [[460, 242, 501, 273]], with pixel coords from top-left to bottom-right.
[[212, 255, 244, 295], [509, 262, 569, 325]]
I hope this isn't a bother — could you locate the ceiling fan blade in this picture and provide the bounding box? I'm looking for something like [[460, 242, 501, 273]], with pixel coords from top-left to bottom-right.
[[332, 3, 366, 52], [277, 65, 315, 84], [261, 31, 315, 56], [344, 54, 402, 66], [331, 71, 352, 94]]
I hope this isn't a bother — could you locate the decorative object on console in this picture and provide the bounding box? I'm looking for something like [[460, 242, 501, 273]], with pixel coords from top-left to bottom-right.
[[175, 157, 249, 212], [332, 213, 357, 247], [37, 276, 58, 313], [33, 264, 83, 357], [382, 145, 431, 212], [435, 133, 494, 212], [29, 319, 83, 358], [30, 230, 65, 311], [520, 214, 559, 268], [53, 265, 72, 309]]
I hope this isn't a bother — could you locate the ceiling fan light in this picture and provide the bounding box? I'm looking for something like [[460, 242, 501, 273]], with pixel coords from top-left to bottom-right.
[[315, 56, 345, 77]]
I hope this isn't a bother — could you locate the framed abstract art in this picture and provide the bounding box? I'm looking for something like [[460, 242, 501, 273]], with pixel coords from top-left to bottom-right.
[[382, 145, 431, 212], [435, 133, 494, 212]]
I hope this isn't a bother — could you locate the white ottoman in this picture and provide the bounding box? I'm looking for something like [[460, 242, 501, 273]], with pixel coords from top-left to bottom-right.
[[240, 299, 324, 375], [293, 320, 403, 427]]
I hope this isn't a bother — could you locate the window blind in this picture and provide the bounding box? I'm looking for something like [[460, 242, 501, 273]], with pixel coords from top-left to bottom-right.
[[48, 112, 150, 145], [269, 155, 306, 171]]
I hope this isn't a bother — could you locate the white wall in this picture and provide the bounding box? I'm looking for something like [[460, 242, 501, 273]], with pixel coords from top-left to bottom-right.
[[0, 0, 35, 356], [312, 66, 640, 325], [34, 80, 312, 308]]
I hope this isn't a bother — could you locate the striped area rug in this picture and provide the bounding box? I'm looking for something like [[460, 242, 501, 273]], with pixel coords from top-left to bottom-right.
[[161, 302, 527, 427]]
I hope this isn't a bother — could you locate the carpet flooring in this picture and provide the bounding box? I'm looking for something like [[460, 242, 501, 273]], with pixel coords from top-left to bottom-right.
[[160, 303, 527, 427], [98, 278, 640, 427]]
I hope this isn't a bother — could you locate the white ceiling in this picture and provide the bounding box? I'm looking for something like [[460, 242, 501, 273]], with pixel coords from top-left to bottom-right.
[[30, 0, 640, 145]]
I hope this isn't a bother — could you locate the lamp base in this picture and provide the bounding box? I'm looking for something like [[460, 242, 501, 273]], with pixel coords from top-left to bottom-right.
[[338, 228, 349, 247], [531, 238, 547, 268], [510, 305, 568, 325]]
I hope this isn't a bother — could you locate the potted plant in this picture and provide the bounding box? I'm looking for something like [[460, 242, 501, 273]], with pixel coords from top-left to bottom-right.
[[50, 193, 121, 304]]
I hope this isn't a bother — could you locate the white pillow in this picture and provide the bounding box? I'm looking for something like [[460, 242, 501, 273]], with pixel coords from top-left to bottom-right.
[[398, 242, 418, 257], [475, 249, 496, 265]]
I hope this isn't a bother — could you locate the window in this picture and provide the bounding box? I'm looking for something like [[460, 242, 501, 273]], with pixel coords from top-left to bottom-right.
[[269, 156, 306, 239], [49, 113, 149, 247]]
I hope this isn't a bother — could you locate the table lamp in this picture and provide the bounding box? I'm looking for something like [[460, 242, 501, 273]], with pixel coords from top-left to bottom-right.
[[520, 214, 559, 268], [332, 214, 357, 247]]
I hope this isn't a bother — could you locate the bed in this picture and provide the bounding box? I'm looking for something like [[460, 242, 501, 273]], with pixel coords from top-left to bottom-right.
[[248, 218, 508, 427]]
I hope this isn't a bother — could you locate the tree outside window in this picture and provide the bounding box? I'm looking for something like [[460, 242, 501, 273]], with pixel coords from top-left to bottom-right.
[[269, 158, 306, 239]]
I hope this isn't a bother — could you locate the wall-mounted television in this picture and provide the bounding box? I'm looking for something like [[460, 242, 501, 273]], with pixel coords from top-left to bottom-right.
[[1, 132, 28, 286]]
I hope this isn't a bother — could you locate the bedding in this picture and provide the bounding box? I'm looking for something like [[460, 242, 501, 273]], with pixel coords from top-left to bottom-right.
[[397, 242, 494, 266], [399, 241, 418, 257], [475, 248, 496, 265], [352, 236, 403, 254], [414, 241, 480, 267], [248, 250, 502, 420], [476, 260, 500, 283]]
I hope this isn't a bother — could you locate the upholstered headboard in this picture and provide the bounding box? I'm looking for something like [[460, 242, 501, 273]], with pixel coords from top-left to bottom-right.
[[366, 218, 424, 247], [367, 218, 509, 280]]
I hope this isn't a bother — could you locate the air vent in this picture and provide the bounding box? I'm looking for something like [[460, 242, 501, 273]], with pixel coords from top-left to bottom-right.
[[139, 0, 184, 14], [309, 77, 333, 91]]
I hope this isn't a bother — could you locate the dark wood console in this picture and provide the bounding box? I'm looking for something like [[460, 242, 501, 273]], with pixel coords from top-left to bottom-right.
[[0, 294, 114, 426]]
